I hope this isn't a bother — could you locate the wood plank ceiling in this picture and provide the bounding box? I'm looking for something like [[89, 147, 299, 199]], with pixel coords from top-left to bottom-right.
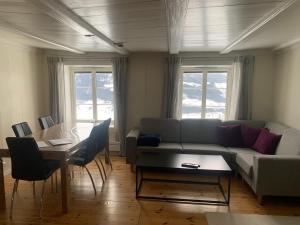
[[0, 0, 298, 54]]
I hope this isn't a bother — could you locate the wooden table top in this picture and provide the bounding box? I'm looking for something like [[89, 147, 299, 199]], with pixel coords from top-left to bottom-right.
[[0, 122, 95, 159]]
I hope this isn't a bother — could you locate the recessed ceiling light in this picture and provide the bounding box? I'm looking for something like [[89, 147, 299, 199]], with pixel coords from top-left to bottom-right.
[[115, 42, 124, 47], [84, 34, 95, 37]]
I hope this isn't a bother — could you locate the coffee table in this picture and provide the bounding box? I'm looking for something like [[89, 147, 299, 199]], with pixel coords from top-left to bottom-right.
[[136, 153, 233, 205]]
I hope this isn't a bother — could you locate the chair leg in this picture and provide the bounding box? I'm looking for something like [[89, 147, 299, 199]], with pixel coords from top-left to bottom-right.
[[84, 166, 97, 196], [10, 179, 19, 219], [105, 150, 113, 170], [39, 180, 47, 218], [94, 159, 105, 183], [98, 157, 107, 179]]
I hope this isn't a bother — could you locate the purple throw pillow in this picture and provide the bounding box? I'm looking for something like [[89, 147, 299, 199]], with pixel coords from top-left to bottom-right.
[[252, 129, 282, 154], [218, 125, 243, 147], [241, 124, 262, 148]]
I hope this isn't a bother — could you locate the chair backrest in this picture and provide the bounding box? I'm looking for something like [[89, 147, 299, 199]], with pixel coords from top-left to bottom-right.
[[96, 118, 111, 153], [82, 126, 101, 165], [80, 118, 111, 165], [12, 122, 32, 137], [39, 116, 55, 129], [6, 137, 46, 180]]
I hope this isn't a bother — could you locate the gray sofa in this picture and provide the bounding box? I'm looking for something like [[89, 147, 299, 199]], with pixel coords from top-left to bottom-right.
[[126, 118, 300, 201]]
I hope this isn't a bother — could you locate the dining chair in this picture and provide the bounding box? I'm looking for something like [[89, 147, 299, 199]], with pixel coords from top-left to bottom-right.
[[69, 126, 106, 195], [12, 122, 32, 137], [6, 137, 60, 218], [38, 116, 55, 130], [11, 122, 37, 194]]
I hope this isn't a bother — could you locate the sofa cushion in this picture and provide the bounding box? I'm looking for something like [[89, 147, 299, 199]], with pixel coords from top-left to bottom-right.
[[181, 119, 221, 144], [236, 152, 256, 177], [222, 120, 265, 129], [217, 125, 243, 147], [140, 118, 180, 143], [252, 129, 281, 154], [138, 142, 182, 153], [276, 128, 300, 155], [181, 143, 231, 162], [265, 122, 288, 135], [241, 124, 262, 148], [228, 147, 258, 161]]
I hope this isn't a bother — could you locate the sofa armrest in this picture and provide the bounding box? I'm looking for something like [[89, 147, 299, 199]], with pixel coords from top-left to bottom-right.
[[125, 128, 140, 164], [253, 155, 300, 197]]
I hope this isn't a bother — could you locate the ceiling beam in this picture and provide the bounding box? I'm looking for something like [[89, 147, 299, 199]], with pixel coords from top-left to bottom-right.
[[0, 20, 84, 54], [32, 0, 129, 55], [220, 0, 297, 54], [165, 0, 189, 54], [274, 36, 300, 50]]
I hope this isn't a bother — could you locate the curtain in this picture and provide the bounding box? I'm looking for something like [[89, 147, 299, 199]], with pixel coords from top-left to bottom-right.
[[47, 57, 66, 124], [229, 56, 255, 120], [112, 56, 128, 156], [163, 55, 182, 118]]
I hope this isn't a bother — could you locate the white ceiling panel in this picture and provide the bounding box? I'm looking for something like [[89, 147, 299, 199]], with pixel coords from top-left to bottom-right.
[[232, 0, 300, 51], [182, 0, 287, 51], [60, 0, 167, 51], [0, 0, 299, 54]]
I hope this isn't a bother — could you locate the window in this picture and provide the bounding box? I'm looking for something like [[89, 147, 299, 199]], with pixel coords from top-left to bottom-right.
[[181, 67, 231, 120], [71, 67, 114, 123]]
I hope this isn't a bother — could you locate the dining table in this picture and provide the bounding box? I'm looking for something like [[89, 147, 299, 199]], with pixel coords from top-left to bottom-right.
[[0, 122, 99, 213]]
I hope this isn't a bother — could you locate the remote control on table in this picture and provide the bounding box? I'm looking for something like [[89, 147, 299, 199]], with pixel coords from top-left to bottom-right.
[[181, 163, 200, 168]]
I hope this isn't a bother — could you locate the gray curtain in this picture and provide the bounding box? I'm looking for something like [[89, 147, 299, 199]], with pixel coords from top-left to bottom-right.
[[112, 56, 128, 156], [163, 55, 182, 118], [229, 56, 255, 120], [47, 57, 66, 124]]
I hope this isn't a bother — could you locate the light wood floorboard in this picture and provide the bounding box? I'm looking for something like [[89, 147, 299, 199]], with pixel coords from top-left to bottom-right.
[[0, 156, 299, 225]]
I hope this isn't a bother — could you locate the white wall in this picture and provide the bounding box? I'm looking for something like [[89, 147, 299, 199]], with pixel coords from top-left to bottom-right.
[[126, 52, 166, 130], [0, 41, 47, 174], [273, 45, 300, 129], [252, 52, 274, 121]]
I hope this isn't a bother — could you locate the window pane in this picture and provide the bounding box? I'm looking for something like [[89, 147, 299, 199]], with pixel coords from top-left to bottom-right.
[[183, 72, 202, 88], [75, 72, 93, 120], [205, 107, 226, 120], [75, 72, 92, 87], [207, 72, 227, 88], [206, 72, 228, 119], [182, 72, 203, 118], [96, 72, 114, 120], [76, 105, 93, 120], [97, 105, 114, 120]]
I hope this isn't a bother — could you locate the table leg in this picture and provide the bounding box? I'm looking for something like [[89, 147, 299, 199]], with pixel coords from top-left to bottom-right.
[[227, 175, 232, 204], [60, 159, 70, 213], [0, 158, 6, 209]]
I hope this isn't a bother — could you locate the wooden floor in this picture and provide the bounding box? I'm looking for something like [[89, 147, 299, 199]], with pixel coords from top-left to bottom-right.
[[0, 156, 300, 225]]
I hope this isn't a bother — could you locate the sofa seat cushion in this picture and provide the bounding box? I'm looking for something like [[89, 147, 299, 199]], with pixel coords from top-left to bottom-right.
[[181, 143, 231, 162], [228, 147, 259, 162], [138, 142, 182, 153], [182, 143, 226, 152], [236, 152, 259, 177]]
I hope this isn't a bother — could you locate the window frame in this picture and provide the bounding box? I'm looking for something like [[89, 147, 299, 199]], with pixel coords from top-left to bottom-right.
[[70, 66, 114, 124], [179, 66, 233, 120]]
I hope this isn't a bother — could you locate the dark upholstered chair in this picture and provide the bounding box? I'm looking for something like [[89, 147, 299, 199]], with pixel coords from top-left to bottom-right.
[[38, 116, 55, 130], [6, 137, 60, 218], [69, 119, 112, 195], [12, 122, 32, 137]]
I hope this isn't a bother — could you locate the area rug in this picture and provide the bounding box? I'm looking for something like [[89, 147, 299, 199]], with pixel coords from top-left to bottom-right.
[[206, 212, 300, 225]]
